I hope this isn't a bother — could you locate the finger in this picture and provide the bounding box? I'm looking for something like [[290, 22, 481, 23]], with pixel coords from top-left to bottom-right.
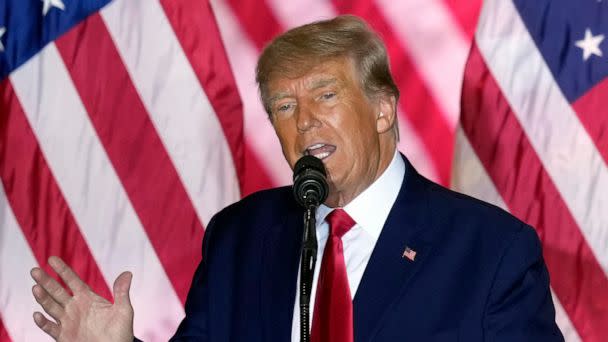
[[33, 311, 60, 339], [32, 284, 65, 321], [113, 271, 133, 308], [30, 267, 71, 305], [48, 256, 89, 294]]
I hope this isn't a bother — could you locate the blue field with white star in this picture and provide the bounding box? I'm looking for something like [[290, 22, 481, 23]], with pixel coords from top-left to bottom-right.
[[513, 0, 608, 103], [0, 0, 112, 80]]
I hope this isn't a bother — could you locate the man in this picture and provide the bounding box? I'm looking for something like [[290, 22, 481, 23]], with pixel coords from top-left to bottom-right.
[[30, 15, 564, 341]]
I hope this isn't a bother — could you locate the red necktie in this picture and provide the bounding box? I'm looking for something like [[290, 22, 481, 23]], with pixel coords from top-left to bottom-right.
[[311, 209, 355, 342]]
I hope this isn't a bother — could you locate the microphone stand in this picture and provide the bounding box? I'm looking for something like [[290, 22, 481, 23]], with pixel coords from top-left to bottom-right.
[[299, 202, 318, 342]]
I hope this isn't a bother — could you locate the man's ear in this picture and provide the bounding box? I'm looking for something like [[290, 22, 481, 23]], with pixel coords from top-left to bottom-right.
[[376, 94, 396, 134]]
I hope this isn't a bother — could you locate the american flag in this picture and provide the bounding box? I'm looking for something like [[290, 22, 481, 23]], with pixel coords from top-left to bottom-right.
[[0, 0, 602, 341], [453, 0, 608, 341], [402, 246, 417, 261]]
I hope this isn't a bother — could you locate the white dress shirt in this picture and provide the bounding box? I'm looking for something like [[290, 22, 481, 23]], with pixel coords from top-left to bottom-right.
[[291, 150, 406, 341]]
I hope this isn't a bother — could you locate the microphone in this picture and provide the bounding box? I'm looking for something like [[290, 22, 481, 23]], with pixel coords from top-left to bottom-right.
[[293, 155, 328, 342], [293, 155, 329, 207]]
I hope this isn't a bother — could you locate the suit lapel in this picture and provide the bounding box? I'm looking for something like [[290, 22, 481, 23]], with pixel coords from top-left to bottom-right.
[[353, 156, 435, 342], [260, 205, 303, 341]]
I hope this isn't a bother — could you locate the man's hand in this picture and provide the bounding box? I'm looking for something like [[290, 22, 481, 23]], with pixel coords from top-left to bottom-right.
[[30, 256, 135, 342]]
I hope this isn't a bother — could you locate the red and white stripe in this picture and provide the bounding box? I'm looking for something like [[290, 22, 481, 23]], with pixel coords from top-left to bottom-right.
[[101, 0, 240, 227], [1, 0, 599, 340]]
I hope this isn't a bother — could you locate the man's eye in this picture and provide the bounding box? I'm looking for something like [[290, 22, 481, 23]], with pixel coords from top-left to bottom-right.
[[274, 103, 294, 115], [321, 92, 336, 100], [278, 104, 292, 112]]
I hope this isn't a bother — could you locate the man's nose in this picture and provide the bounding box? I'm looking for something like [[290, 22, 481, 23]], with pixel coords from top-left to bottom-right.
[[296, 105, 321, 132]]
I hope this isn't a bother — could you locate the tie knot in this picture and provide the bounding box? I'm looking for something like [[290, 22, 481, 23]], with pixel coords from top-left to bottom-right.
[[326, 209, 356, 238]]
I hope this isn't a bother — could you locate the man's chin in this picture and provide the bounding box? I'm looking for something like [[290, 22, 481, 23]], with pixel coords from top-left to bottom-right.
[[323, 182, 343, 208]]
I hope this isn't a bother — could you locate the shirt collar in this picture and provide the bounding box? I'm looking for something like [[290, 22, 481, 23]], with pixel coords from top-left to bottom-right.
[[316, 150, 405, 240]]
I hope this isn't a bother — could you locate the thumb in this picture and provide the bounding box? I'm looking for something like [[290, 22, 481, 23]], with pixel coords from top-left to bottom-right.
[[113, 271, 133, 307]]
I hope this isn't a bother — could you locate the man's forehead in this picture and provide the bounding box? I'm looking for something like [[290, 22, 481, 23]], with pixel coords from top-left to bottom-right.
[[267, 60, 353, 92], [308, 77, 339, 89]]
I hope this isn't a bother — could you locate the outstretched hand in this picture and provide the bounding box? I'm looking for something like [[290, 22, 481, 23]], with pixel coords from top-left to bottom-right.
[[30, 256, 134, 342]]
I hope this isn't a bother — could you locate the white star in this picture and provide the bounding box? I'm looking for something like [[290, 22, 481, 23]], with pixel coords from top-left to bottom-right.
[[42, 0, 65, 16], [575, 28, 605, 61], [0, 27, 5, 52]]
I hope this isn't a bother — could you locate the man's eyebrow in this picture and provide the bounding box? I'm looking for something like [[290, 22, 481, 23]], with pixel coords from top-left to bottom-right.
[[308, 77, 337, 90], [267, 92, 292, 107], [267, 78, 338, 106]]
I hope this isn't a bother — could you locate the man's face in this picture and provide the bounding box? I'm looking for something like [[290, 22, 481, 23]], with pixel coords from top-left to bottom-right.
[[267, 57, 396, 207]]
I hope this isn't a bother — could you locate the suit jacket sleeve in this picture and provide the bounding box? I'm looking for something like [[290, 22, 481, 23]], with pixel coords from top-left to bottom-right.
[[483, 223, 564, 341], [168, 216, 217, 341]]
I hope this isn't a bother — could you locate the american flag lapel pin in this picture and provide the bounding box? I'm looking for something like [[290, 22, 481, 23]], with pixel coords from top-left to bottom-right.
[[402, 246, 417, 261]]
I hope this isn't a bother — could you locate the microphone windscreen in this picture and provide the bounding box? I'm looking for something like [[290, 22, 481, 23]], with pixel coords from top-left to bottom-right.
[[292, 155, 328, 207], [293, 155, 326, 180]]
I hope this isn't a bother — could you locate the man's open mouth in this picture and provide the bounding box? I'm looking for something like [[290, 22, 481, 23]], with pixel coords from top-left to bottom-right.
[[304, 143, 336, 160]]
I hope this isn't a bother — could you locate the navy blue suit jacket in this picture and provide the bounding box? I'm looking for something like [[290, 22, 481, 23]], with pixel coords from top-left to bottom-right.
[[170, 156, 563, 341]]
